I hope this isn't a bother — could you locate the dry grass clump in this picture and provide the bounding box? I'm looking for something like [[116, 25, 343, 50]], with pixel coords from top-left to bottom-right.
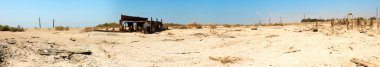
[[187, 22, 202, 29], [55, 26, 69, 31], [82, 27, 93, 32]]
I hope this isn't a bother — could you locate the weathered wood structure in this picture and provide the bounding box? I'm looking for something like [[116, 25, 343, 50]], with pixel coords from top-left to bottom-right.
[[119, 15, 166, 33]]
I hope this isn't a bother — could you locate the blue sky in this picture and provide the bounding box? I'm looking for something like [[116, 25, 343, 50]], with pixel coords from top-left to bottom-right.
[[0, 0, 379, 28]]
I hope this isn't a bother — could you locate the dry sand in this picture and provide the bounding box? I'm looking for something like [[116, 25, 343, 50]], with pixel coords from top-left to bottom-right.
[[1, 23, 380, 67]]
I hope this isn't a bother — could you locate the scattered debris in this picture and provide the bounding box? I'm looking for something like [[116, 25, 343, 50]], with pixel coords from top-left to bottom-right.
[[38, 49, 92, 56], [192, 33, 209, 38], [162, 39, 184, 41], [26, 40, 35, 43], [220, 35, 236, 38], [168, 51, 200, 54], [348, 46, 353, 50], [368, 34, 375, 37], [99, 40, 119, 44], [70, 38, 77, 41], [45, 40, 56, 45], [265, 35, 279, 38], [284, 50, 301, 54], [234, 29, 242, 31], [209, 56, 242, 64], [293, 29, 302, 32], [350, 58, 376, 67], [31, 36, 39, 38], [131, 40, 139, 43]]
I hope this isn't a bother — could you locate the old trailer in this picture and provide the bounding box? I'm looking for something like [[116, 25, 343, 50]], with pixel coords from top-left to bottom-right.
[[119, 15, 166, 33]]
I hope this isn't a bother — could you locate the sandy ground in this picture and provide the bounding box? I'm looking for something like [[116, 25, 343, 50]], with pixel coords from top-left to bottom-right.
[[1, 23, 380, 67]]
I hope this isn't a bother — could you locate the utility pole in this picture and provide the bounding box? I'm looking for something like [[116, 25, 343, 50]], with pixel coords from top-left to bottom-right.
[[39, 17, 41, 28], [52, 19, 55, 28], [280, 17, 282, 23]]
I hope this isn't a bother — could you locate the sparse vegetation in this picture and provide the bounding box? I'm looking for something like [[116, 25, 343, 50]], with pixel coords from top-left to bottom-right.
[[95, 22, 119, 30]]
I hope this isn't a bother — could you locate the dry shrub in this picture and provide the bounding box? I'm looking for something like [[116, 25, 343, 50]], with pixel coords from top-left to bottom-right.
[[223, 24, 232, 28], [82, 27, 93, 32], [187, 22, 202, 29], [174, 26, 188, 29], [209, 24, 217, 29], [55, 26, 69, 31], [233, 24, 243, 27]]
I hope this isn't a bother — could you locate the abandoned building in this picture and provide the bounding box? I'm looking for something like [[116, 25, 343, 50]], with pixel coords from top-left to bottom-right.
[[119, 15, 166, 33]]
